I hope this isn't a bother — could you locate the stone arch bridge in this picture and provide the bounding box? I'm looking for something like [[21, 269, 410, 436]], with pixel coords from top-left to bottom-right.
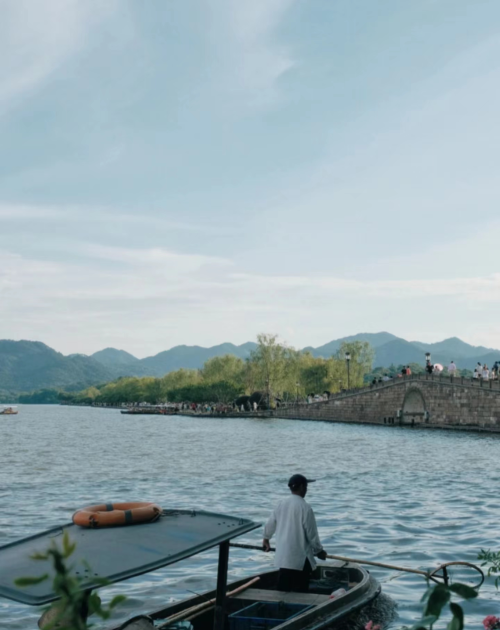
[[274, 375, 500, 432]]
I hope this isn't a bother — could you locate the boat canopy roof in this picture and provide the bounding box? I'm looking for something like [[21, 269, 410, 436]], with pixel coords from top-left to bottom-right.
[[0, 509, 259, 606]]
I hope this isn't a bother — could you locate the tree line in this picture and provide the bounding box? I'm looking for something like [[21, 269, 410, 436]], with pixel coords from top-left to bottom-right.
[[55, 334, 375, 406]]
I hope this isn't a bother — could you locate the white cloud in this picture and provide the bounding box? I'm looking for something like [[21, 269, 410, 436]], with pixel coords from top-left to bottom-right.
[[2, 239, 500, 355], [0, 202, 235, 234], [82, 244, 231, 270], [208, 0, 296, 107], [0, 0, 116, 110], [232, 272, 500, 302], [0, 204, 64, 219], [228, 0, 295, 91]]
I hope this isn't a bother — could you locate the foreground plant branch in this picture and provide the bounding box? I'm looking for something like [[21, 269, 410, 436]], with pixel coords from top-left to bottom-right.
[[15, 531, 125, 629]]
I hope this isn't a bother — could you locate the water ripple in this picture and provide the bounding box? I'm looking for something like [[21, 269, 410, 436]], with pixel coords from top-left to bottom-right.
[[0, 407, 498, 628]]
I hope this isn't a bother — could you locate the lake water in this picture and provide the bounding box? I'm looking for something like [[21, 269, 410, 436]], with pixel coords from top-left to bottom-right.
[[0, 406, 499, 629]]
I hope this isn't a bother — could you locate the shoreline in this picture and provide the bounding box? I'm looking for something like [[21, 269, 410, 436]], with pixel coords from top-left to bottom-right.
[[56, 402, 500, 435]]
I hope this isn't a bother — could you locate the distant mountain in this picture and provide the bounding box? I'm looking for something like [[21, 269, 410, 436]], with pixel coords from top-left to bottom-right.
[[301, 332, 500, 369], [305, 332, 400, 357], [90, 348, 149, 377], [410, 337, 497, 360], [91, 348, 139, 367], [2, 334, 500, 396], [140, 342, 258, 376], [0, 340, 113, 393], [373, 339, 427, 368]]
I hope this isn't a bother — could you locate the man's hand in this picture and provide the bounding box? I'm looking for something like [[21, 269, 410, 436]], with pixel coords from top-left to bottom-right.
[[316, 549, 327, 560], [262, 538, 271, 552]]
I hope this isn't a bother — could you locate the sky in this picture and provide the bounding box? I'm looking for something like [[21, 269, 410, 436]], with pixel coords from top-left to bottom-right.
[[1, 0, 500, 357]]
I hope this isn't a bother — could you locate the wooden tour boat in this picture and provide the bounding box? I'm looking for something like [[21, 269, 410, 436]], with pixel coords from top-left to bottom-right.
[[0, 406, 18, 415], [0, 509, 380, 630]]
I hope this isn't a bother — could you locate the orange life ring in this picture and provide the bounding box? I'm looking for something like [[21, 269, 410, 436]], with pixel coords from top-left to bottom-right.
[[72, 502, 162, 528]]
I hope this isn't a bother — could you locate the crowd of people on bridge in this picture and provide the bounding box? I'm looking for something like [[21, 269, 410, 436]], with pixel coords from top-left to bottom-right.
[[371, 366, 413, 385], [369, 359, 500, 387], [424, 359, 500, 380], [472, 362, 500, 380]]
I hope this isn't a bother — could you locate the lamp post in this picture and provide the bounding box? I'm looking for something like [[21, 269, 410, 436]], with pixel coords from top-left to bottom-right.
[[345, 351, 351, 389], [425, 352, 431, 375]]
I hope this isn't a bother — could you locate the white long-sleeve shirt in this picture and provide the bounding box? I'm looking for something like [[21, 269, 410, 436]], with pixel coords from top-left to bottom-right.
[[263, 494, 323, 571]]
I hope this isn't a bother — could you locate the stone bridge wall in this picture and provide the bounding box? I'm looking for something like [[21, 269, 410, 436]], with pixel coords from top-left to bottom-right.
[[274, 376, 500, 432]]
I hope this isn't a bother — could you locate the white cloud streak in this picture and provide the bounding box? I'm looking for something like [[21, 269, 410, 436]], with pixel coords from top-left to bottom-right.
[[208, 0, 296, 107], [0, 202, 234, 234], [82, 244, 231, 270], [227, 0, 295, 93], [0, 204, 65, 219], [1, 241, 500, 354], [0, 0, 116, 111]]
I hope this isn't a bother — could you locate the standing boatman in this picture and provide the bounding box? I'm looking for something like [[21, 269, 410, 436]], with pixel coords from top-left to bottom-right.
[[262, 474, 327, 592]]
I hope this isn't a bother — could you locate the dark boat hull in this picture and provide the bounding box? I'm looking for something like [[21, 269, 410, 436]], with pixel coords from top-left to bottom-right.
[[114, 563, 381, 630]]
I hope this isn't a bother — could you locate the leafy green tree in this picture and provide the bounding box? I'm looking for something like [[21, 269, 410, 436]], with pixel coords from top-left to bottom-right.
[[250, 334, 292, 404], [59, 334, 376, 407], [142, 377, 165, 404], [202, 355, 245, 388], [168, 381, 242, 403], [300, 359, 330, 394], [161, 369, 201, 392], [19, 389, 61, 404], [337, 341, 375, 389]]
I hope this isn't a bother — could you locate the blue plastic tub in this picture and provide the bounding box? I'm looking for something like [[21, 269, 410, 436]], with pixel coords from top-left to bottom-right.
[[228, 601, 313, 630]]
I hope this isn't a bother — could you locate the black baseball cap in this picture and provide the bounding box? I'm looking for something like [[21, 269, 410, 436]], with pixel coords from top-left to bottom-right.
[[288, 474, 316, 488]]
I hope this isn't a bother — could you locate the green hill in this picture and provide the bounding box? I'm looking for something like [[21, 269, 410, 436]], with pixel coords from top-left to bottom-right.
[[2, 334, 500, 397], [139, 342, 257, 376], [0, 340, 113, 393]]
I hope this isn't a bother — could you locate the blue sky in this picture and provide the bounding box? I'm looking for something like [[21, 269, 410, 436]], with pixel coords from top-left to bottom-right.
[[1, 0, 500, 357]]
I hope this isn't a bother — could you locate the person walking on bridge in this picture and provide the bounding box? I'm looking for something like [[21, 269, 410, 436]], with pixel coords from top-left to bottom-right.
[[448, 361, 457, 377], [263, 474, 327, 593]]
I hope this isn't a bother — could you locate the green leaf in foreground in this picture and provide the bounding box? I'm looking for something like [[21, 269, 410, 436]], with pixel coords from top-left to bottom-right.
[[425, 583, 451, 618], [62, 530, 76, 559], [14, 574, 49, 587], [447, 602, 464, 630], [109, 594, 127, 609], [409, 614, 438, 629], [449, 583, 478, 600], [15, 536, 126, 629]]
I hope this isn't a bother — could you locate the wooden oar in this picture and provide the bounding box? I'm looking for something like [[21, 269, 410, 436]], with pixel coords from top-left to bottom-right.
[[158, 577, 260, 629], [230, 543, 439, 582], [233, 544, 485, 588], [325, 553, 434, 579]]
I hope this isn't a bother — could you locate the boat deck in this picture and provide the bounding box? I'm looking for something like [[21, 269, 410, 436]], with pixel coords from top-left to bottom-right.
[[235, 588, 330, 605]]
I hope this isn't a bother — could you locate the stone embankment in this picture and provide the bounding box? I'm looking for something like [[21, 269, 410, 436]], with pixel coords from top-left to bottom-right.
[[274, 374, 500, 432]]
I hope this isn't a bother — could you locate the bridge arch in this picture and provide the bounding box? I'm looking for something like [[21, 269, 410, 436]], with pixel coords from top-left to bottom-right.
[[401, 387, 427, 425]]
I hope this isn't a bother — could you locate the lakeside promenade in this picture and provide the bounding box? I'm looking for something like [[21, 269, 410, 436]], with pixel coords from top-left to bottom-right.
[[59, 372, 500, 433]]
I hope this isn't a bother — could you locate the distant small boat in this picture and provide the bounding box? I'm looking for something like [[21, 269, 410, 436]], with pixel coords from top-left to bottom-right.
[[0, 406, 18, 415]]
